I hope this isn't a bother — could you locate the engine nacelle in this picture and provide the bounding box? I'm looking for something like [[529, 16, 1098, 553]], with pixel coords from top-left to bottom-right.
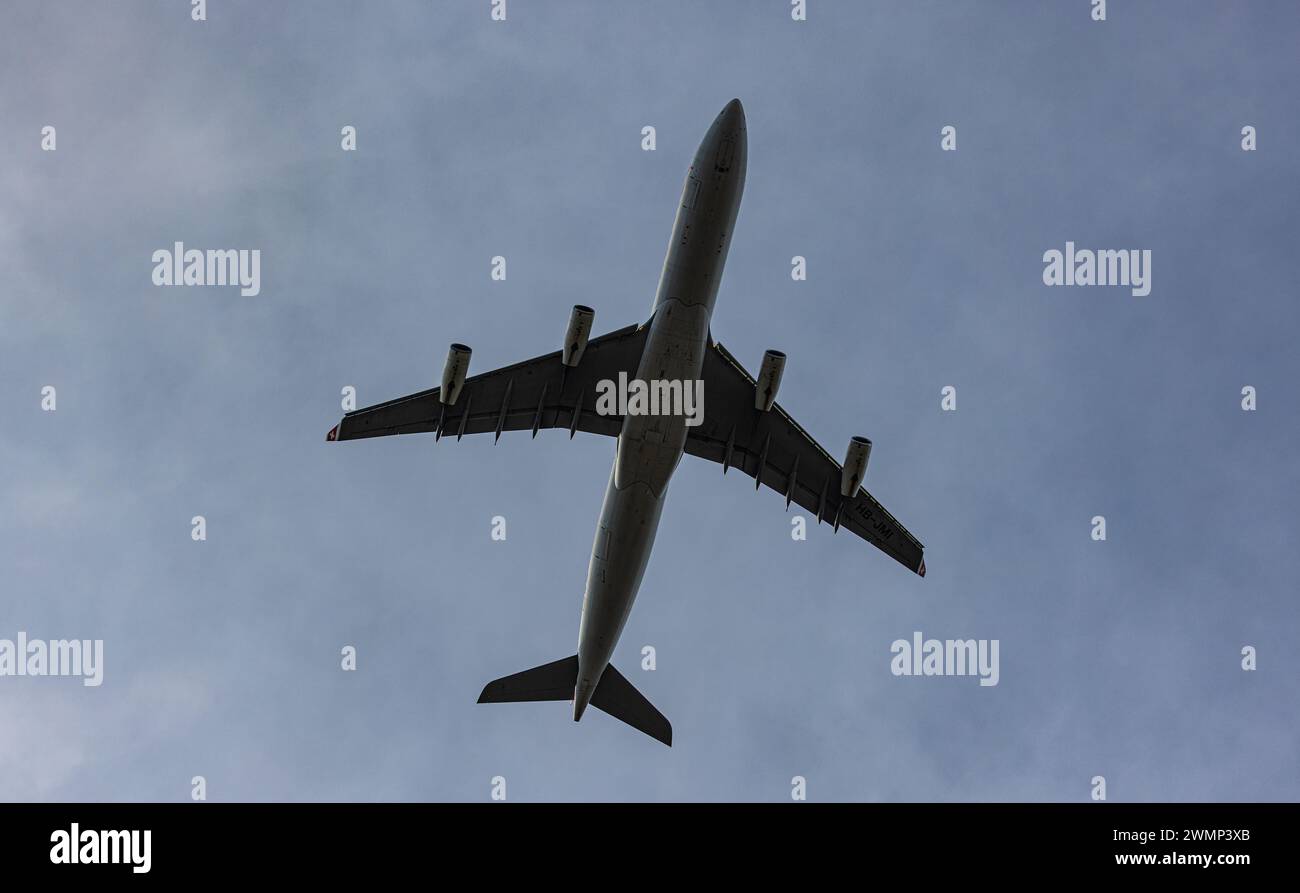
[[562, 304, 595, 367], [440, 343, 472, 405], [754, 349, 786, 411], [841, 436, 872, 496]]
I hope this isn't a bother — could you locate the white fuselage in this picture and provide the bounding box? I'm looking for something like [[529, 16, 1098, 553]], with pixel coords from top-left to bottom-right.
[[573, 100, 748, 718]]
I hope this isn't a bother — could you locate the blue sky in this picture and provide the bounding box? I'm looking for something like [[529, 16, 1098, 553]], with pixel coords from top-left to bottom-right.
[[2, 1, 1297, 801]]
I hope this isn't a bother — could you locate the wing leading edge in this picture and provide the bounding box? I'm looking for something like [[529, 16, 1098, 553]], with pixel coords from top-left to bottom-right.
[[327, 324, 649, 443], [685, 341, 926, 576]]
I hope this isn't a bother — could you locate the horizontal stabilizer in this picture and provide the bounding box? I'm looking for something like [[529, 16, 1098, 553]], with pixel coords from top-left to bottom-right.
[[477, 655, 578, 703], [477, 657, 672, 746], [591, 664, 673, 747]]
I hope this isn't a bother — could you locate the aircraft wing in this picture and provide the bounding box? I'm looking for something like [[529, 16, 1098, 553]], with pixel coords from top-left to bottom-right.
[[328, 323, 649, 443], [684, 341, 926, 576]]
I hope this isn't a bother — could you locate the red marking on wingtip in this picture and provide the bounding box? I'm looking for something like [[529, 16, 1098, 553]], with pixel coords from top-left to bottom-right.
[[326, 424, 339, 442], [918, 559, 927, 578]]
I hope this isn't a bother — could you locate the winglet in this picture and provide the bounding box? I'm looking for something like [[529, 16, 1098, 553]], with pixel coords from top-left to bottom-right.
[[326, 423, 340, 442], [917, 558, 927, 578]]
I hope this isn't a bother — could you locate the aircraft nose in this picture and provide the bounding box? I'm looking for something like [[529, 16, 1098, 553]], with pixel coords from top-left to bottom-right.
[[720, 97, 746, 132]]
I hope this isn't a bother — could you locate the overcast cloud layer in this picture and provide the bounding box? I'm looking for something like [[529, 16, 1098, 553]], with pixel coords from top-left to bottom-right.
[[1, 1, 1297, 801]]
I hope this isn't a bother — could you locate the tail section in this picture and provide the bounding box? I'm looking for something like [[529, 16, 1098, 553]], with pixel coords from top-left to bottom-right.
[[477, 656, 672, 747]]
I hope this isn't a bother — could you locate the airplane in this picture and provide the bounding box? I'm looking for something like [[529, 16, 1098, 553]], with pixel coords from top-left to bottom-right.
[[326, 98, 926, 747]]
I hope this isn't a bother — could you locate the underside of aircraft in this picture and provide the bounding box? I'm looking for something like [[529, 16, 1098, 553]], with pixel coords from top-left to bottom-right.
[[328, 99, 925, 746]]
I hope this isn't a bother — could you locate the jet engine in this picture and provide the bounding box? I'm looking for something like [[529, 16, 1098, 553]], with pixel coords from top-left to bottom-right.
[[562, 304, 595, 367], [841, 436, 872, 497], [440, 343, 472, 405], [754, 349, 786, 411]]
